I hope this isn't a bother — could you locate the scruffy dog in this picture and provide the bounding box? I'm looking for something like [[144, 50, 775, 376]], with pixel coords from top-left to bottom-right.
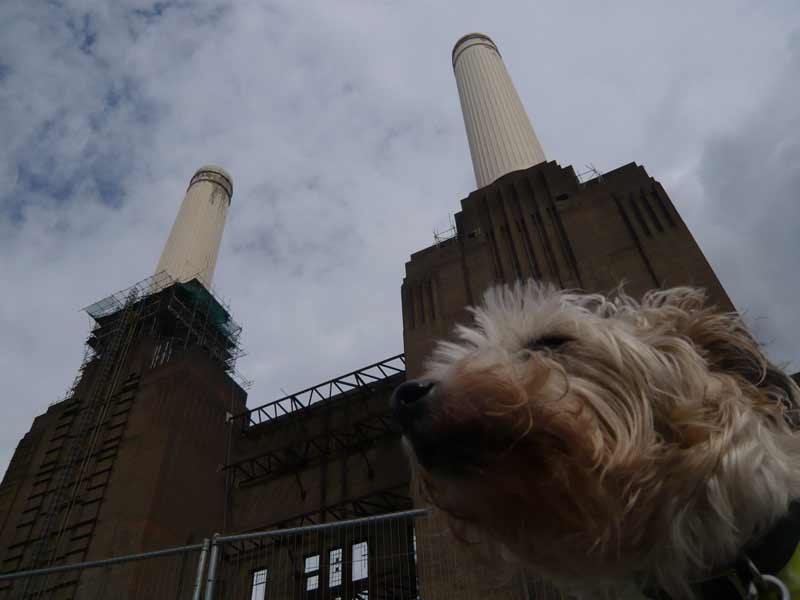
[[392, 281, 800, 598]]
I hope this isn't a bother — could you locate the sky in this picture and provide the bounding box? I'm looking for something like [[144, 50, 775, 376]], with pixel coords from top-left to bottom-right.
[[1, 0, 799, 473]]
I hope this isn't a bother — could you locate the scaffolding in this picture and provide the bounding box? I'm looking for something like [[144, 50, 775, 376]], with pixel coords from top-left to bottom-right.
[[433, 214, 458, 247], [82, 271, 248, 390], [11, 272, 249, 597], [575, 163, 604, 185]]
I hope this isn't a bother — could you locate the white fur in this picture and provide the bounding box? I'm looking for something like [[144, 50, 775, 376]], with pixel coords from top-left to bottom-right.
[[417, 280, 800, 598]]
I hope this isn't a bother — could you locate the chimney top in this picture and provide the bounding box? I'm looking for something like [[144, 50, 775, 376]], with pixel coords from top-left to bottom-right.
[[451, 33, 546, 187], [189, 165, 234, 200], [452, 33, 499, 67]]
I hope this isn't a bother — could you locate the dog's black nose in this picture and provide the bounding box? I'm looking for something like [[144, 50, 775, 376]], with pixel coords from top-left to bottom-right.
[[394, 379, 434, 406], [391, 379, 435, 428]]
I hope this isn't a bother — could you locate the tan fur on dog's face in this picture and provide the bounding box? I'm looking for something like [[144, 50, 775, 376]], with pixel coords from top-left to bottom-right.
[[393, 282, 800, 597]]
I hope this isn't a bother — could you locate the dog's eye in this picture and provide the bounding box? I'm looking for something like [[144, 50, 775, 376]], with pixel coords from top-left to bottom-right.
[[525, 336, 571, 351]]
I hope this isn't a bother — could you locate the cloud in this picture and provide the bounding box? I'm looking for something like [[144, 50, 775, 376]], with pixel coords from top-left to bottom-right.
[[681, 30, 800, 368], [1, 0, 798, 475]]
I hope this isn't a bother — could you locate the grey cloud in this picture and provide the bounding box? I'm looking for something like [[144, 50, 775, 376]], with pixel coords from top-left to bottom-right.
[[1, 0, 798, 475], [687, 31, 800, 368]]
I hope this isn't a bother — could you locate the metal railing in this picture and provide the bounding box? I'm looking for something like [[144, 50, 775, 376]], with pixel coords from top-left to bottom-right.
[[0, 510, 569, 599], [238, 355, 406, 428], [204, 509, 427, 600], [0, 541, 207, 599]]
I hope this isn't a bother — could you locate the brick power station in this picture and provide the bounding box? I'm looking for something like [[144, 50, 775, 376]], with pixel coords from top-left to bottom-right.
[[0, 33, 739, 599]]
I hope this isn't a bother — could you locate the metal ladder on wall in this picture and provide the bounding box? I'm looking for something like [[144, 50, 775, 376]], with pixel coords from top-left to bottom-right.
[[22, 288, 147, 599]]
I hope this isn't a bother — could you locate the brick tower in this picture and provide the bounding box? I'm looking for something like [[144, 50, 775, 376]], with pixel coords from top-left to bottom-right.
[[403, 33, 732, 377], [0, 169, 247, 598], [399, 33, 735, 600]]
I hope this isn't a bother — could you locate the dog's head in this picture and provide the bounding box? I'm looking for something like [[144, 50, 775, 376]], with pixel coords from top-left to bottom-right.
[[392, 281, 800, 593]]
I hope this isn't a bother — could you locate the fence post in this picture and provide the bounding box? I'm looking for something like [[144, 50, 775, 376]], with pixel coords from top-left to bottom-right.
[[191, 538, 211, 600], [203, 534, 221, 600]]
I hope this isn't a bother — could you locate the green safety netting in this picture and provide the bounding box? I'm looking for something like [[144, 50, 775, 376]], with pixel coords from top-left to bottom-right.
[[176, 278, 241, 337]]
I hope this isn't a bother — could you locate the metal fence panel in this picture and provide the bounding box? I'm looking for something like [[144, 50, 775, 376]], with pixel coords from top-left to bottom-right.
[[0, 544, 206, 600], [208, 511, 420, 600], [0, 512, 571, 599], [206, 510, 568, 600]]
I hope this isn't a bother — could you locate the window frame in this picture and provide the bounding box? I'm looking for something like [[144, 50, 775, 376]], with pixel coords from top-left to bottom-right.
[[303, 552, 321, 594], [250, 566, 269, 600], [328, 546, 343, 589], [351, 540, 369, 582]]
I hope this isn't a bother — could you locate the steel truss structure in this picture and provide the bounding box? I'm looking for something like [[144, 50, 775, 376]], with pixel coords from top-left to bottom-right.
[[229, 486, 414, 549], [225, 412, 400, 486], [235, 354, 405, 428], [224, 354, 407, 519]]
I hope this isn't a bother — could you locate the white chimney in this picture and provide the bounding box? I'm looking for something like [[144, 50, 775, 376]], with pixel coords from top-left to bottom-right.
[[452, 33, 546, 188], [155, 165, 233, 288]]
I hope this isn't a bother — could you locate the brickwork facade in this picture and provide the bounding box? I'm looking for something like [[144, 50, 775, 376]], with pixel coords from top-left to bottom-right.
[[402, 160, 732, 377], [0, 159, 736, 599], [400, 160, 735, 599]]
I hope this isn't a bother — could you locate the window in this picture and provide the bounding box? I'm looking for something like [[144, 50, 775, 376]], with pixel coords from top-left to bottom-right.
[[352, 541, 368, 581], [329, 547, 343, 588], [304, 554, 320, 591], [251, 568, 268, 600]]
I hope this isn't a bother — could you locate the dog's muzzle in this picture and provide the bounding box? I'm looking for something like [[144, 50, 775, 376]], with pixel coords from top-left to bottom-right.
[[391, 379, 435, 429], [391, 379, 489, 473]]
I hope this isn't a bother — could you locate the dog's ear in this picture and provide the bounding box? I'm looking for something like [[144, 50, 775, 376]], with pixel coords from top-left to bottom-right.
[[684, 309, 800, 425]]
